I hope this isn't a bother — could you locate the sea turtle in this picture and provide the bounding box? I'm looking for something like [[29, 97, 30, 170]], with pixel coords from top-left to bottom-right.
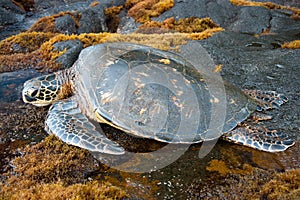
[[22, 42, 294, 154]]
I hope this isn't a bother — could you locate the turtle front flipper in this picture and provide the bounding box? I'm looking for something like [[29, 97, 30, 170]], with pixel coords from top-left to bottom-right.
[[222, 124, 295, 152], [243, 89, 288, 110], [45, 100, 125, 155]]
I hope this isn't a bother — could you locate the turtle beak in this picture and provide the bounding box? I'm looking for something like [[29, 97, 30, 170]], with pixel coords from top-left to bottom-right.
[[22, 94, 50, 106], [23, 94, 36, 103]]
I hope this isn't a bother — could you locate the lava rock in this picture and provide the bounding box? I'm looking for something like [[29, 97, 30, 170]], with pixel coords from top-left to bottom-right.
[[54, 14, 77, 34], [155, 0, 209, 20], [33, 0, 93, 14], [229, 6, 271, 34], [117, 15, 140, 34], [206, 0, 239, 27], [269, 10, 300, 33], [77, 4, 108, 33], [53, 40, 83, 69], [0, 0, 25, 26], [155, 0, 239, 28]]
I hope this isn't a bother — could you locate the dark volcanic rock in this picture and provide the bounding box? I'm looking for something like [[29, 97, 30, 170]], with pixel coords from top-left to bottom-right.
[[154, 0, 300, 35], [155, 0, 239, 28], [0, 0, 25, 26], [117, 15, 140, 34], [269, 10, 300, 34], [53, 40, 83, 69], [33, 0, 94, 14], [206, 0, 239, 27], [0, 0, 126, 39], [229, 7, 271, 34], [77, 4, 108, 33], [54, 14, 77, 34]]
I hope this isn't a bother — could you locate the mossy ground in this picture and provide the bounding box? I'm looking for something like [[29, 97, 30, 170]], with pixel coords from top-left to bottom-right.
[[0, 135, 129, 200], [189, 167, 300, 200], [261, 169, 300, 200], [138, 17, 221, 33], [0, 133, 163, 199]]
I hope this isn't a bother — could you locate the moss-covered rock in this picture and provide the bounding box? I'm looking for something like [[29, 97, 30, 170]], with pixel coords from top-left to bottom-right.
[[138, 17, 220, 33], [105, 5, 124, 32], [126, 0, 174, 23], [28, 12, 80, 33], [282, 40, 300, 49], [0, 32, 55, 55], [230, 0, 300, 19], [0, 135, 129, 199]]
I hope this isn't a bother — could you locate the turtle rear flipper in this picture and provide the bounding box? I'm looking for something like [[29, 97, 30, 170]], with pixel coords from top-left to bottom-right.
[[45, 99, 125, 155], [243, 89, 288, 110], [222, 124, 295, 152]]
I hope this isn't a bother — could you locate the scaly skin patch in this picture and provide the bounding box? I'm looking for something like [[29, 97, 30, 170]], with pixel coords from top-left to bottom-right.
[[243, 89, 288, 110], [223, 123, 295, 152]]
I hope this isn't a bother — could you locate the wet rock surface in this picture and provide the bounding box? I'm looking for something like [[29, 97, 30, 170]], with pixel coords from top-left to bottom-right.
[[0, 0, 299, 199]]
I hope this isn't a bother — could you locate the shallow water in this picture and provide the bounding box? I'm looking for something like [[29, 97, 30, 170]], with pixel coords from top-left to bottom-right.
[[0, 69, 42, 103]]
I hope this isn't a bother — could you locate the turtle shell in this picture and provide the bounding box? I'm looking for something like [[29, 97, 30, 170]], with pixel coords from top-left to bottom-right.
[[72, 42, 257, 143]]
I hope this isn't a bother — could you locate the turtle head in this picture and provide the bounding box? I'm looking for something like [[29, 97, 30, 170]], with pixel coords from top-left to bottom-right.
[[22, 74, 61, 106]]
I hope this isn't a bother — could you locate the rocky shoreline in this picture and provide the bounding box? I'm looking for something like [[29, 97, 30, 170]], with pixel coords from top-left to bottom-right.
[[0, 0, 299, 199]]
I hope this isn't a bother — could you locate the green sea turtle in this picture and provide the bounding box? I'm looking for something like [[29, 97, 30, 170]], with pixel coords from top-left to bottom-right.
[[22, 42, 294, 154]]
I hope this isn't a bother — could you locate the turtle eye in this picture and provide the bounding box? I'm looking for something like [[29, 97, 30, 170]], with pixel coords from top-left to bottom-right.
[[31, 89, 38, 97], [28, 87, 39, 97]]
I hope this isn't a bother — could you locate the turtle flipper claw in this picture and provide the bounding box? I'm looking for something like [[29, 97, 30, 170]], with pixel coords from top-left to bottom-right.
[[222, 124, 295, 152], [243, 89, 288, 110], [45, 100, 125, 155]]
